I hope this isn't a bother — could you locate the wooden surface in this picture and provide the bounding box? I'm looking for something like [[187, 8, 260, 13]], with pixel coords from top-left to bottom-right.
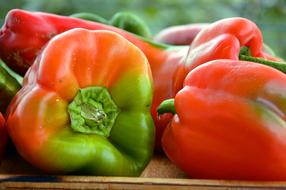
[[1, 152, 286, 189], [0, 152, 186, 178]]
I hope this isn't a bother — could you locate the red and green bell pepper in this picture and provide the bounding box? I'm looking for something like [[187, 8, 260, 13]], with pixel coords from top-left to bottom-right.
[[6, 29, 154, 176]]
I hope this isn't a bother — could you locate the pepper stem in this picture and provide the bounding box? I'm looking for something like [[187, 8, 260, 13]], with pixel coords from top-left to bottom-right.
[[68, 87, 119, 137], [239, 46, 286, 73], [157, 99, 176, 115]]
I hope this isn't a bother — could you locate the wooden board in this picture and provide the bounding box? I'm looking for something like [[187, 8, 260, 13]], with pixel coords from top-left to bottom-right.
[[0, 152, 186, 178], [1, 152, 286, 189]]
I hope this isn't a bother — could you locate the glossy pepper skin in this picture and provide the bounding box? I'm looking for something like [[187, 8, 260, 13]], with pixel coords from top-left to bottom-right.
[[159, 60, 286, 180], [6, 29, 154, 176], [0, 9, 189, 150], [0, 113, 7, 162]]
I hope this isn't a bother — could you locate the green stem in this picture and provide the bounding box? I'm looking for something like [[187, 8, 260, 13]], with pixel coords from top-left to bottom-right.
[[68, 87, 119, 137], [157, 99, 176, 115], [239, 47, 286, 73], [0, 61, 22, 113], [109, 12, 152, 38]]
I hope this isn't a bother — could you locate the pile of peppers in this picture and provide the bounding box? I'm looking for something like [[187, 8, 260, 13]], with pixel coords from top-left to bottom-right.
[[1, 9, 286, 180]]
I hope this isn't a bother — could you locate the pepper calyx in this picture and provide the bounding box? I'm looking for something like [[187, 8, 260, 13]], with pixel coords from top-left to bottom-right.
[[68, 86, 119, 137]]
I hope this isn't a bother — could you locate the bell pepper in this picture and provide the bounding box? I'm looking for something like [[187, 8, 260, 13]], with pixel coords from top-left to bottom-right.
[[172, 17, 283, 95], [153, 23, 279, 57], [154, 23, 208, 45], [158, 59, 286, 180], [6, 29, 154, 176], [0, 9, 189, 150], [0, 61, 22, 113], [0, 112, 7, 162], [0, 9, 167, 76]]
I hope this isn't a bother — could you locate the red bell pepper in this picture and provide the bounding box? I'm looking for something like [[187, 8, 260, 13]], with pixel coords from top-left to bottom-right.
[[158, 59, 286, 180], [172, 17, 283, 95], [153, 23, 277, 58], [0, 113, 7, 162], [0, 9, 177, 76]]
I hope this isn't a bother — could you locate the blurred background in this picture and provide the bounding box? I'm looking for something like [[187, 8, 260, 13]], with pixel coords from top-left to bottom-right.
[[0, 0, 286, 59]]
